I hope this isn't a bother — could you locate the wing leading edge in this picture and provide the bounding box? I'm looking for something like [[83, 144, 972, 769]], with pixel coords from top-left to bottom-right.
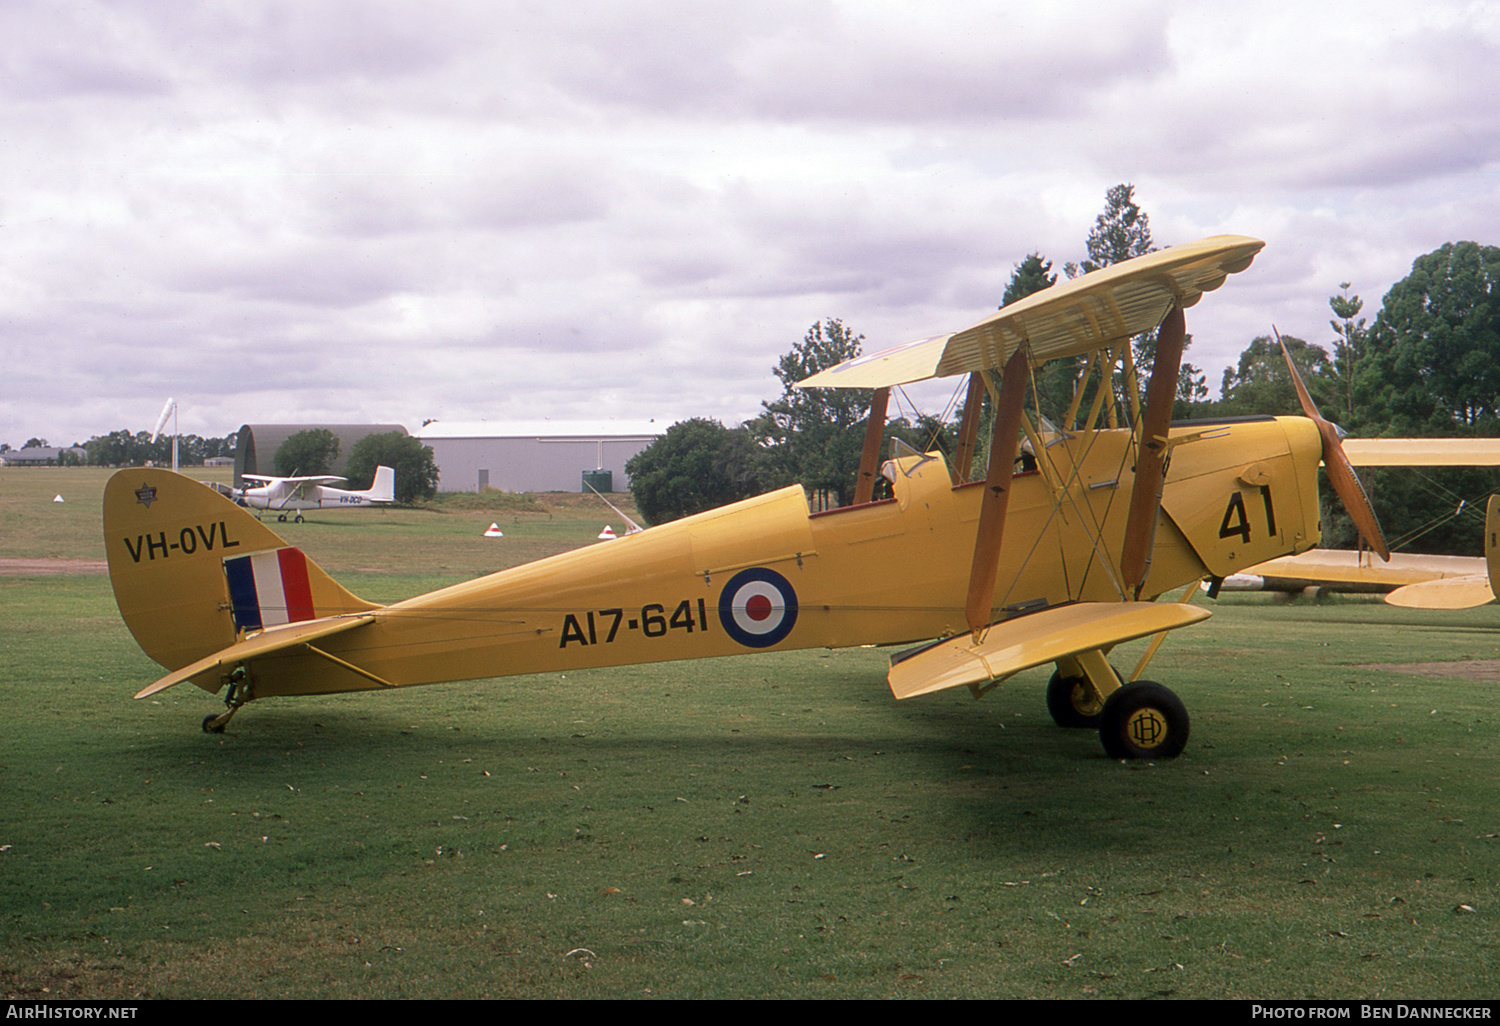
[[796, 235, 1264, 390], [887, 602, 1211, 701]]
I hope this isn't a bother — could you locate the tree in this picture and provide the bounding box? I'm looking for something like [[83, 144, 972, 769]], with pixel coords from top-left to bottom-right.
[[274, 428, 340, 477], [1175, 363, 1209, 411], [1067, 183, 1154, 278], [1328, 283, 1367, 424], [344, 432, 440, 504], [1215, 334, 1337, 417], [752, 318, 873, 509], [1002, 252, 1056, 306], [626, 419, 764, 525], [81, 429, 163, 467], [1348, 242, 1500, 554], [998, 253, 1076, 428], [1059, 184, 1199, 413], [1356, 242, 1500, 436], [202, 433, 237, 460]]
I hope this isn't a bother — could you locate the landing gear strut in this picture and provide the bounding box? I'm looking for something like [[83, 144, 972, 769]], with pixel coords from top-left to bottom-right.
[[1047, 655, 1191, 759], [1046, 668, 1109, 728], [202, 666, 251, 733]]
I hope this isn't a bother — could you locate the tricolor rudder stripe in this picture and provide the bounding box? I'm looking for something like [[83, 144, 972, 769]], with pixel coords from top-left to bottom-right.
[[225, 548, 317, 631]]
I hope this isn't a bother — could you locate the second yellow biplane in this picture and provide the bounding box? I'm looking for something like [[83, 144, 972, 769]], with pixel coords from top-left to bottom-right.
[[104, 235, 1385, 759]]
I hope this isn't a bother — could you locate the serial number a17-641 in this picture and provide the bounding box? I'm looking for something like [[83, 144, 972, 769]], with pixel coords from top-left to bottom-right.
[[560, 600, 708, 649]]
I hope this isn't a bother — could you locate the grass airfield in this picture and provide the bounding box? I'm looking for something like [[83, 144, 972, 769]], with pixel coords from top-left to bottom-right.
[[2, 467, 1499, 999]]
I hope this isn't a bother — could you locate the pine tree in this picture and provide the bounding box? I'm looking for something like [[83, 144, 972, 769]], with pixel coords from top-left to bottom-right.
[[752, 318, 873, 509], [1328, 283, 1367, 425]]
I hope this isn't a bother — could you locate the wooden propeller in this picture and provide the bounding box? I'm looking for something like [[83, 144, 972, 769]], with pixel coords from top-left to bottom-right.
[[1275, 328, 1390, 561]]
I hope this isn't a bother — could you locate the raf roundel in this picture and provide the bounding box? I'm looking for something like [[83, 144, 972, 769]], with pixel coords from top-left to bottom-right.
[[718, 567, 799, 649]]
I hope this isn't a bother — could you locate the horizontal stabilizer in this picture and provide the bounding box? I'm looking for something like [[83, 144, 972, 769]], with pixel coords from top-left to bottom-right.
[[1385, 576, 1496, 610], [887, 601, 1211, 701], [134, 614, 376, 698]]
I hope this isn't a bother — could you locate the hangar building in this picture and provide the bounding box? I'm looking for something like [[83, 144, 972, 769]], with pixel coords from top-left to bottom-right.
[[415, 420, 663, 493]]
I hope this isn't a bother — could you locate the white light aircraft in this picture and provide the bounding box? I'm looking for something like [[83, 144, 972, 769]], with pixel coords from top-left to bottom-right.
[[234, 466, 396, 522]]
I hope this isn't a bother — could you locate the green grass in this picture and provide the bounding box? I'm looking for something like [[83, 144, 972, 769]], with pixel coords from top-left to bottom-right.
[[3, 468, 1500, 998]]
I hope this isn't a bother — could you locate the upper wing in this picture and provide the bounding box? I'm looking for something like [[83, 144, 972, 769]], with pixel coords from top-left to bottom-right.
[[797, 234, 1264, 390], [242, 474, 346, 484], [1343, 439, 1500, 466]]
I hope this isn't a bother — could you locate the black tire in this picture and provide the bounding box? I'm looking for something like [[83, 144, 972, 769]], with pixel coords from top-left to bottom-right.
[[202, 713, 226, 734], [1046, 671, 1105, 728], [1098, 681, 1189, 759]]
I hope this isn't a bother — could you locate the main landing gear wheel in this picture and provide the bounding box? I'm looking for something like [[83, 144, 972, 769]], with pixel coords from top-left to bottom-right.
[[1098, 681, 1189, 760], [1046, 670, 1105, 728]]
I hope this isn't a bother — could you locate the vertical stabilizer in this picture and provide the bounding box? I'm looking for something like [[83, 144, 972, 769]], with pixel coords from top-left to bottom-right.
[[367, 465, 396, 502], [104, 469, 380, 676]]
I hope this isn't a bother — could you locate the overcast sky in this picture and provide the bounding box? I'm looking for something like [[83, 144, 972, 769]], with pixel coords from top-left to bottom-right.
[[4, 0, 1498, 447]]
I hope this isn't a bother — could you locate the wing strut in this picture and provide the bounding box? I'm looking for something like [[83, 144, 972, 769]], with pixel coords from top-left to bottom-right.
[[853, 387, 891, 505], [965, 347, 1030, 636], [950, 374, 986, 485], [1120, 303, 1186, 596]]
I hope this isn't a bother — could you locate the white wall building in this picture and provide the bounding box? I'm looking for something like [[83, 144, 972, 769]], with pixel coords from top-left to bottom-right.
[[415, 420, 664, 493]]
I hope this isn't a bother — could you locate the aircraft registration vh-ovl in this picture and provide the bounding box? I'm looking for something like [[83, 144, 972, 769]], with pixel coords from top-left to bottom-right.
[[103, 235, 1387, 759]]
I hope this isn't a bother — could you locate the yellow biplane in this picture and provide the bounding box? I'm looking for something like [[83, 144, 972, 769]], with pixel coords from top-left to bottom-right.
[[103, 235, 1384, 759]]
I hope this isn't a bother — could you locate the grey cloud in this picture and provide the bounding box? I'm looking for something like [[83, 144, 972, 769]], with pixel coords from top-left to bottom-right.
[[6, 1, 1499, 451], [0, 2, 170, 101], [304, 164, 615, 239], [163, 244, 412, 308], [526, 2, 1174, 124]]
